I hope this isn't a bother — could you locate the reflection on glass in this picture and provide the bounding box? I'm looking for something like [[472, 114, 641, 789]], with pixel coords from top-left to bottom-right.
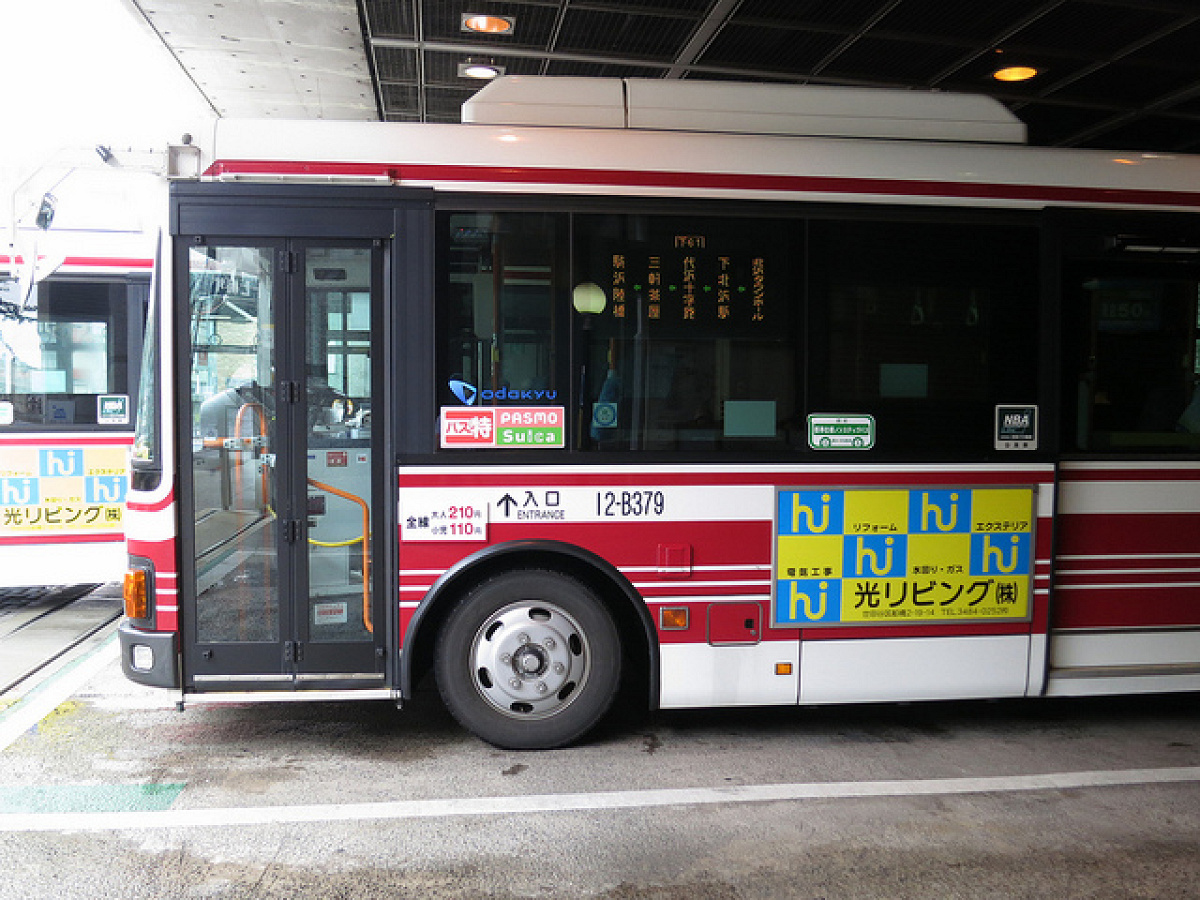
[[304, 248, 374, 643], [1075, 277, 1200, 451], [188, 246, 279, 644], [572, 213, 794, 452]]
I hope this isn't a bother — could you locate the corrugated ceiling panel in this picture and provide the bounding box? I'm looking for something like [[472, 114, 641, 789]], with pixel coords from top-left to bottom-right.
[[364, 0, 414, 39], [374, 45, 418, 82], [878, 0, 1051, 40], [735, 0, 888, 29], [820, 35, 970, 83], [701, 24, 845, 74], [556, 7, 696, 58], [1012, 1, 1179, 56]]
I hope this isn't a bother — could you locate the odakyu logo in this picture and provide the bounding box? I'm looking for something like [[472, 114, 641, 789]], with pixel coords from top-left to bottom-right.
[[449, 380, 478, 405], [448, 379, 558, 406]]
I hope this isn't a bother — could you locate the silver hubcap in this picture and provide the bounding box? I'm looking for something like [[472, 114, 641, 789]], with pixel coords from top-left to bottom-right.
[[470, 601, 590, 719]]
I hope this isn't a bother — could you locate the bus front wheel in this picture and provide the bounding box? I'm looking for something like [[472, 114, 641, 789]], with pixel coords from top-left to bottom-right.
[[434, 569, 621, 750]]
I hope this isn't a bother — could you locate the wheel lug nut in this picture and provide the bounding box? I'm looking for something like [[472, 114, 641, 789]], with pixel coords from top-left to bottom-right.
[[553, 662, 565, 674], [500, 653, 512, 665], [518, 633, 530, 644], [536, 682, 548, 694], [544, 638, 556, 650], [509, 678, 522, 690]]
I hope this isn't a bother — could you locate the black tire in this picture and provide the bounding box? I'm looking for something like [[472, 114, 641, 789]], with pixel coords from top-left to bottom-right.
[[434, 569, 622, 750]]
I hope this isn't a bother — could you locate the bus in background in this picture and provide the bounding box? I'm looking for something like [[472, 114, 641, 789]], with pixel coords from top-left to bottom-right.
[[1, 167, 155, 588], [119, 78, 1200, 749]]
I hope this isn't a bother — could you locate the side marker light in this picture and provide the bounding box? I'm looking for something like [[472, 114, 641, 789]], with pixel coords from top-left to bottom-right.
[[124, 568, 148, 619], [660, 607, 689, 630]]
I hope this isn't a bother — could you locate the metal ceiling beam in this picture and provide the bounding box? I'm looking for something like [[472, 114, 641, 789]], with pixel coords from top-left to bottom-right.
[[1015, 11, 1200, 108], [1053, 78, 1200, 148], [540, 0, 573, 77], [808, 0, 903, 78], [665, 0, 742, 80], [925, 0, 1067, 88], [370, 35, 664, 69]]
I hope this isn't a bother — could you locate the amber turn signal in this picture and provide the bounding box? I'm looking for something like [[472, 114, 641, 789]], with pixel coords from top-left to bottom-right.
[[123, 568, 148, 619], [660, 607, 689, 630]]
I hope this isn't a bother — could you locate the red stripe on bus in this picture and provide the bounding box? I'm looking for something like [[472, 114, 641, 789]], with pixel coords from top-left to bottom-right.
[[1060, 468, 1200, 483], [0, 534, 122, 545], [0, 435, 134, 446], [127, 490, 176, 513], [1053, 588, 1200, 629], [60, 256, 154, 269], [1056, 512, 1200, 556], [0, 255, 151, 269], [205, 159, 1200, 209]]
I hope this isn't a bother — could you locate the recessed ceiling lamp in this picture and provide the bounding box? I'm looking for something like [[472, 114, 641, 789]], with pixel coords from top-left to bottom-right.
[[992, 65, 1039, 82], [462, 14, 515, 35], [459, 60, 505, 79]]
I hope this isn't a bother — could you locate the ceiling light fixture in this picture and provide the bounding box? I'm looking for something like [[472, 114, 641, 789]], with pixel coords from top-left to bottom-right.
[[992, 66, 1039, 82], [462, 14, 515, 35], [459, 60, 505, 80]]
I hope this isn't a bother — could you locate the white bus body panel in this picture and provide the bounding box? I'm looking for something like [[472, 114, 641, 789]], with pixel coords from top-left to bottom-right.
[[798, 635, 1032, 704], [660, 641, 800, 708], [0, 542, 126, 587]]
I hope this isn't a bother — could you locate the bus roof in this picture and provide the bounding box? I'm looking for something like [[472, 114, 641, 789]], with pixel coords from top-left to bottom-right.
[[461, 77, 1028, 145]]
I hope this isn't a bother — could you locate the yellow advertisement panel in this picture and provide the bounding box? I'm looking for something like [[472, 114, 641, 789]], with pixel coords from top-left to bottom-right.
[[774, 486, 1034, 627], [0, 444, 126, 538]]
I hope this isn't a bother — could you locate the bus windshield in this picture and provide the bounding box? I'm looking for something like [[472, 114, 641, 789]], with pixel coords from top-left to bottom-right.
[[0, 277, 141, 429]]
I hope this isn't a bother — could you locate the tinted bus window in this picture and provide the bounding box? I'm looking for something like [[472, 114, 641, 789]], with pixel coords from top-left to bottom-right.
[[573, 213, 799, 452], [435, 210, 1040, 457], [438, 212, 566, 420], [809, 218, 1040, 455], [1067, 274, 1200, 451]]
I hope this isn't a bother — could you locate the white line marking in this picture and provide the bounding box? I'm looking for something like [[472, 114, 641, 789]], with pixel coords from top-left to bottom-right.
[[0, 633, 119, 754], [2, 766, 1198, 833]]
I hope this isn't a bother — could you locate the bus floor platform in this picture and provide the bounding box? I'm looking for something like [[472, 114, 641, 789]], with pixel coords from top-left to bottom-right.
[[0, 583, 121, 696]]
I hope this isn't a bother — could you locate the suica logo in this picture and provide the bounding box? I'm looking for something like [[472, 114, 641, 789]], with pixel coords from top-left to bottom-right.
[[449, 379, 558, 406]]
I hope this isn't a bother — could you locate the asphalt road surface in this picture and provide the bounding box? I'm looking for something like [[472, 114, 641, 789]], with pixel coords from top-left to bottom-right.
[[2, 627, 1198, 899]]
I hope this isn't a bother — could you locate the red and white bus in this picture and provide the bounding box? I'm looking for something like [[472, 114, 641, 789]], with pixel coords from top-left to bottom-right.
[[1, 173, 154, 588], [119, 77, 1200, 749]]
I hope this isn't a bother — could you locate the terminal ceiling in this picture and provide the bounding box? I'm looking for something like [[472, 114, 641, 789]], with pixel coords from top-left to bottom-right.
[[128, 0, 1200, 152]]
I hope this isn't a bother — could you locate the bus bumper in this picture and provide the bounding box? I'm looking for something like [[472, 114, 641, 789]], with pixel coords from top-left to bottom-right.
[[118, 620, 179, 689]]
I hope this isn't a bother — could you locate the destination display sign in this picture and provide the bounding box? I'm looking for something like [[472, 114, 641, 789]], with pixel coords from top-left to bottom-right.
[[605, 233, 769, 329]]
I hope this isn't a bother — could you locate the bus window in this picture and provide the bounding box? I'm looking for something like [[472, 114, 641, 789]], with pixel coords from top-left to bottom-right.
[[0, 279, 141, 428], [439, 212, 565, 417], [1070, 275, 1200, 451], [809, 218, 1040, 455], [573, 214, 798, 452]]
